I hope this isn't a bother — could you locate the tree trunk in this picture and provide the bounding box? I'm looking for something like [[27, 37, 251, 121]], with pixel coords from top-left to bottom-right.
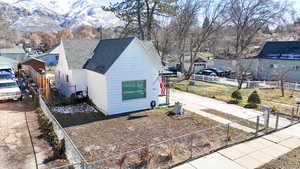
[[137, 0, 145, 40], [237, 79, 243, 89], [280, 79, 285, 97]]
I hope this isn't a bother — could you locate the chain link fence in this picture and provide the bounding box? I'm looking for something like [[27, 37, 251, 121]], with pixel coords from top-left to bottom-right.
[[38, 94, 300, 169], [40, 96, 88, 169]]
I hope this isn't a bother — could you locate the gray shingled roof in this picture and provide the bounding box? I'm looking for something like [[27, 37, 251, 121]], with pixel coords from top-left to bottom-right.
[[84, 37, 135, 74], [62, 39, 100, 69], [257, 41, 300, 60]]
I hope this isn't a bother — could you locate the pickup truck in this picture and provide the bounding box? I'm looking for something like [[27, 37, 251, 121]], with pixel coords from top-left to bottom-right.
[[0, 80, 22, 101]]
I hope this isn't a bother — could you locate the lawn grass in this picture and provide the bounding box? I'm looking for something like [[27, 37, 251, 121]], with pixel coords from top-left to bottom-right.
[[171, 80, 300, 115], [256, 146, 300, 169]]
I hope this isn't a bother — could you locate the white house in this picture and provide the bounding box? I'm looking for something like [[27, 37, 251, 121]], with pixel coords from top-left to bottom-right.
[[84, 37, 162, 115], [55, 39, 100, 97]]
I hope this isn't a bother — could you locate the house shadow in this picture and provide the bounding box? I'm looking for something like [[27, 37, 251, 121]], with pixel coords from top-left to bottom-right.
[[0, 100, 35, 112], [53, 109, 151, 128]]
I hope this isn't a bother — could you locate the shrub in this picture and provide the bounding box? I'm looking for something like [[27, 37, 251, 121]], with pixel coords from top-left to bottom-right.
[[245, 91, 261, 109], [247, 90, 261, 105], [231, 90, 242, 104]]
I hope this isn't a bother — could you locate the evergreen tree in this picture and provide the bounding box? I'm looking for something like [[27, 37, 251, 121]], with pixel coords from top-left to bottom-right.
[[103, 0, 179, 40], [247, 90, 261, 105], [231, 90, 242, 103]]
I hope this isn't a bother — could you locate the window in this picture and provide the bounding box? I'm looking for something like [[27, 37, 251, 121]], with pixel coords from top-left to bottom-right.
[[0, 82, 18, 89], [122, 80, 146, 100]]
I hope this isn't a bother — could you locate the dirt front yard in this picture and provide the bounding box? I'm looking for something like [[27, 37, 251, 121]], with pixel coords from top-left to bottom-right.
[[0, 99, 68, 169], [53, 107, 249, 166]]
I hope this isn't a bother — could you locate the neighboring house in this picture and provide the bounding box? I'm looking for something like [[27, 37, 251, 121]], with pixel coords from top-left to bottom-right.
[[22, 57, 46, 83], [34, 44, 60, 66], [84, 37, 162, 115], [22, 57, 45, 71], [211, 41, 300, 82], [253, 41, 300, 82], [0, 45, 26, 67], [55, 39, 100, 97]]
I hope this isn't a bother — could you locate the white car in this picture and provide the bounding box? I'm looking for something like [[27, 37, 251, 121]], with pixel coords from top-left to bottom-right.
[[0, 80, 22, 101]]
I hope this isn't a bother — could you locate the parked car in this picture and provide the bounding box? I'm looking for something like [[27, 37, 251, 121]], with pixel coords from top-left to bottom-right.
[[196, 69, 217, 76], [166, 64, 181, 72], [0, 80, 22, 101], [0, 66, 15, 80]]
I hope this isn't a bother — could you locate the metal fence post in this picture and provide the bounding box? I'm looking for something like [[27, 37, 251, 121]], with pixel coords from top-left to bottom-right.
[[291, 109, 295, 124], [256, 116, 260, 135], [265, 111, 270, 134], [275, 112, 279, 130], [226, 124, 230, 145]]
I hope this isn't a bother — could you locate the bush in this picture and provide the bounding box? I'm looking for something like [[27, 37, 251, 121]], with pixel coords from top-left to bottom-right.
[[231, 90, 242, 104], [246, 91, 261, 108], [36, 110, 66, 162]]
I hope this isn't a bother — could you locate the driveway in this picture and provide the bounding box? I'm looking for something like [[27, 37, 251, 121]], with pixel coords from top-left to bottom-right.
[[0, 99, 67, 169], [0, 101, 37, 169]]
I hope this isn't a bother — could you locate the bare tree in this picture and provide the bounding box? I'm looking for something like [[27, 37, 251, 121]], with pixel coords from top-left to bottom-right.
[[186, 0, 229, 77], [172, 0, 202, 74], [228, 0, 287, 58], [276, 67, 297, 97], [234, 59, 253, 89], [227, 0, 287, 88]]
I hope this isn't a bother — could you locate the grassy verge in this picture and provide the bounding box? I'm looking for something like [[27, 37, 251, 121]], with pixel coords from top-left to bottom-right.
[[256, 146, 300, 169], [202, 108, 261, 130]]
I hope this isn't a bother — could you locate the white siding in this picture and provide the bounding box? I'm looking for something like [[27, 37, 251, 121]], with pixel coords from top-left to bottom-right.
[[254, 59, 300, 82], [70, 69, 87, 94], [86, 70, 108, 113], [55, 42, 88, 97], [105, 38, 161, 115], [55, 42, 72, 96]]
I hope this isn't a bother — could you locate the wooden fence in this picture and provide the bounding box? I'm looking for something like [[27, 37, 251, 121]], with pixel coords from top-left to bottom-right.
[[22, 65, 52, 104]]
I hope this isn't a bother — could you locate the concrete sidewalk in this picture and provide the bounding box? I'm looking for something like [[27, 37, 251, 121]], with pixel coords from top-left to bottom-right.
[[170, 89, 291, 129], [173, 124, 300, 169]]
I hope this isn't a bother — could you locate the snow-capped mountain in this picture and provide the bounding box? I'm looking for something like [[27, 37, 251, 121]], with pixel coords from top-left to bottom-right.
[[0, 0, 120, 32]]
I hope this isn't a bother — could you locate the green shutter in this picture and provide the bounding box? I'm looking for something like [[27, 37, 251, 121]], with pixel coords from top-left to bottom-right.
[[122, 80, 146, 100]]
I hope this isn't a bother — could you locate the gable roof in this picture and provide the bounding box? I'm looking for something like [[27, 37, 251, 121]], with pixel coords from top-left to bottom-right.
[[62, 39, 100, 69], [47, 43, 61, 54], [0, 46, 25, 54], [83, 37, 135, 74], [257, 41, 300, 60]]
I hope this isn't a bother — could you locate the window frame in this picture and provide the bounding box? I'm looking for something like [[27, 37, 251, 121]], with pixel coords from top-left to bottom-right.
[[122, 80, 147, 101]]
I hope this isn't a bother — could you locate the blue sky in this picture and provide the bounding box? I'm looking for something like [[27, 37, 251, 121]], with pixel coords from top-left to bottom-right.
[[99, 0, 300, 10]]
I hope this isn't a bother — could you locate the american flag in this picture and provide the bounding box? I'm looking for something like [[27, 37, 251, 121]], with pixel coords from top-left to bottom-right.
[[158, 76, 166, 96]]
